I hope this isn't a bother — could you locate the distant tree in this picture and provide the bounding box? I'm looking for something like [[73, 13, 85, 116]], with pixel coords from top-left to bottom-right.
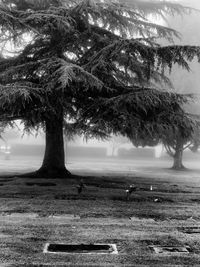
[[164, 137, 187, 170], [162, 120, 200, 170], [122, 103, 198, 170], [1, 125, 20, 141], [0, 121, 12, 146], [110, 135, 129, 156], [0, 0, 200, 178]]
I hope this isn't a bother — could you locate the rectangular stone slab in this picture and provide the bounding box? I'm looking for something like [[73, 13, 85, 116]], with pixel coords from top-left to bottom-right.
[[49, 214, 80, 220], [43, 243, 118, 254], [149, 245, 190, 254]]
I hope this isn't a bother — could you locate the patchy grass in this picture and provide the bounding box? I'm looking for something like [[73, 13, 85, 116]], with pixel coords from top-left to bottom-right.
[[1, 168, 200, 266]]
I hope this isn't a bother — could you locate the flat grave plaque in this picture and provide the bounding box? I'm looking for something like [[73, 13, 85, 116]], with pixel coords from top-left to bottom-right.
[[44, 243, 118, 254], [48, 214, 80, 220], [178, 226, 200, 234], [4, 213, 38, 219], [149, 245, 190, 255]]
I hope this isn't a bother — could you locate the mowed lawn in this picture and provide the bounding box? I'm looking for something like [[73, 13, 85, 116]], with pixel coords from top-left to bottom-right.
[[1, 156, 200, 266]]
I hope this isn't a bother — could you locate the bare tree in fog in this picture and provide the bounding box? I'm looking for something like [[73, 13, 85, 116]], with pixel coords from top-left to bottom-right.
[[0, 0, 199, 178]]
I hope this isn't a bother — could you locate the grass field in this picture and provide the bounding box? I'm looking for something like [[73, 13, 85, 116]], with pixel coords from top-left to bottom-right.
[[1, 156, 200, 266]]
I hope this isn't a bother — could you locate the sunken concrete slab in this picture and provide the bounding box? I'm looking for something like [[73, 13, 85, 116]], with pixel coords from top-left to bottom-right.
[[149, 245, 191, 255], [130, 216, 155, 223], [48, 214, 80, 220], [43, 243, 118, 254], [3, 212, 38, 219], [178, 226, 200, 234]]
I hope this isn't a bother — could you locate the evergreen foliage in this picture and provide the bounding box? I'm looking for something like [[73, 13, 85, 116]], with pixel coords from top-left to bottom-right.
[[0, 0, 199, 177]]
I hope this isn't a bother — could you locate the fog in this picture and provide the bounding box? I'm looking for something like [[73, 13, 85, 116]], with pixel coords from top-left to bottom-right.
[[169, 0, 200, 114], [1, 125, 200, 174]]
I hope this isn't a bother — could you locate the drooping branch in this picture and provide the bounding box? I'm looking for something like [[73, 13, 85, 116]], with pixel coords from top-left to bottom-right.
[[164, 143, 175, 157]]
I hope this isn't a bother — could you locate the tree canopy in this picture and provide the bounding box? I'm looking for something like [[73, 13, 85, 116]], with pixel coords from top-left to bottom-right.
[[0, 0, 199, 177]]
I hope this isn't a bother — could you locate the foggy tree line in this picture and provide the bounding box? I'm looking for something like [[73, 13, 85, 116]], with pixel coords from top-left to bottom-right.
[[0, 0, 200, 177]]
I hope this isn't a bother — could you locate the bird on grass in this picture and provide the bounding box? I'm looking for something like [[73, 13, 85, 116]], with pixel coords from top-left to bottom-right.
[[126, 184, 137, 201], [76, 180, 85, 194]]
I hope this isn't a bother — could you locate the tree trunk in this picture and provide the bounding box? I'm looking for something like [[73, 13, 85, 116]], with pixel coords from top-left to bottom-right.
[[36, 114, 71, 178], [172, 139, 185, 171], [19, 112, 72, 178]]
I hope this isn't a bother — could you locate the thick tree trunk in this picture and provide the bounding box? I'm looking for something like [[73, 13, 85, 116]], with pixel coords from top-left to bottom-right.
[[172, 139, 185, 171], [36, 115, 71, 178], [19, 112, 72, 178]]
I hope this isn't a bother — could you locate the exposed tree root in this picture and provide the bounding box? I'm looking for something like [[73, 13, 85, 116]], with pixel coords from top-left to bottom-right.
[[15, 167, 73, 179], [171, 164, 187, 171]]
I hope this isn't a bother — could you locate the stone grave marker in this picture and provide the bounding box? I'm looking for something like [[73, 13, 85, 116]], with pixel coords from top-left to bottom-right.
[[149, 245, 190, 255], [44, 243, 118, 254], [178, 226, 200, 234]]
